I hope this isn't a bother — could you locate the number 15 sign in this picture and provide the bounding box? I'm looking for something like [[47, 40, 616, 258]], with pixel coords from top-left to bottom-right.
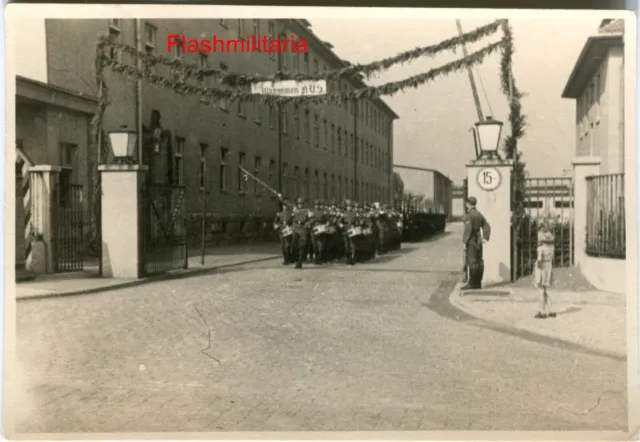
[[476, 167, 502, 192]]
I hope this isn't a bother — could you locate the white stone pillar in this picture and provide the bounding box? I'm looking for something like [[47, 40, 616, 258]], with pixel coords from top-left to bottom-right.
[[99, 164, 148, 279], [572, 157, 601, 269], [27, 165, 62, 273], [466, 158, 513, 285]]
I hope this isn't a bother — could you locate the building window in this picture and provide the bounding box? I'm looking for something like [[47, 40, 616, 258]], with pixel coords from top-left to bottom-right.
[[60, 142, 79, 182], [293, 51, 300, 71], [338, 176, 342, 199], [237, 99, 245, 117], [331, 124, 335, 153], [253, 156, 261, 195], [554, 200, 573, 208], [220, 147, 228, 192], [268, 104, 275, 129], [281, 107, 288, 134], [323, 120, 328, 150], [304, 168, 309, 198], [269, 159, 276, 189], [219, 63, 229, 110], [337, 129, 342, 156], [304, 53, 309, 74], [144, 23, 157, 73], [294, 104, 300, 138], [237, 19, 245, 38], [331, 174, 335, 199], [304, 109, 310, 142], [350, 133, 354, 159], [323, 172, 328, 199], [294, 166, 299, 197], [238, 152, 247, 194], [252, 19, 260, 37], [198, 53, 210, 98], [174, 137, 185, 185], [199, 143, 208, 190], [343, 84, 348, 110], [254, 101, 262, 124], [594, 71, 601, 124], [282, 162, 288, 197], [314, 170, 319, 198], [279, 33, 288, 69], [523, 200, 543, 209], [313, 114, 319, 147], [268, 22, 275, 60], [107, 20, 122, 63], [314, 58, 319, 74]]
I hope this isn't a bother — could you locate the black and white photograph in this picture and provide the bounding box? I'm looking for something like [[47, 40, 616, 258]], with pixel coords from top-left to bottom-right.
[[4, 5, 638, 438]]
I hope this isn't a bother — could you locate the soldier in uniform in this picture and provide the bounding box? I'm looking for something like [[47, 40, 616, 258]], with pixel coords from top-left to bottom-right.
[[310, 199, 329, 264], [273, 195, 294, 265], [292, 197, 313, 269], [461, 196, 491, 290], [340, 199, 359, 265]]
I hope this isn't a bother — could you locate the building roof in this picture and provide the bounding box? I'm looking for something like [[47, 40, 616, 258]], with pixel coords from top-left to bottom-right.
[[393, 164, 453, 184], [289, 19, 399, 120], [561, 28, 624, 99], [16, 75, 98, 114]]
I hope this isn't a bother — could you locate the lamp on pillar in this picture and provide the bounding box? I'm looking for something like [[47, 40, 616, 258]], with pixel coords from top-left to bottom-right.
[[109, 127, 138, 165], [474, 116, 503, 160]]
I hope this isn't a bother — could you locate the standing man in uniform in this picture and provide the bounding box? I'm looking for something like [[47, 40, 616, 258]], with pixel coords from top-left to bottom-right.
[[291, 197, 312, 269], [461, 196, 491, 290], [340, 200, 359, 265], [274, 195, 293, 265], [310, 199, 329, 264]]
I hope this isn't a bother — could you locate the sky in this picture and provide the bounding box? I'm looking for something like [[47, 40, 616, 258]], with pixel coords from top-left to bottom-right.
[[309, 17, 602, 184]]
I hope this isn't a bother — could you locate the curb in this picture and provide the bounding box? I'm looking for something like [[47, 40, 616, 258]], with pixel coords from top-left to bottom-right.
[[449, 282, 627, 360], [17, 255, 281, 302]]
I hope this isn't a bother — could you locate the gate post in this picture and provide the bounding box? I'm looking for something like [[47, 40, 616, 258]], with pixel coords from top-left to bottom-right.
[[572, 157, 601, 270], [27, 165, 63, 274], [98, 164, 148, 279], [466, 158, 513, 285]]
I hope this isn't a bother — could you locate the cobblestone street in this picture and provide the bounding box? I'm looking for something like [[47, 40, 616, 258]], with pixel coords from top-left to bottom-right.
[[13, 225, 627, 433]]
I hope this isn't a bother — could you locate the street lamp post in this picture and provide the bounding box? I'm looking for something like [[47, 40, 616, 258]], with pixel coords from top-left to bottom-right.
[[473, 116, 504, 160], [108, 127, 138, 164]]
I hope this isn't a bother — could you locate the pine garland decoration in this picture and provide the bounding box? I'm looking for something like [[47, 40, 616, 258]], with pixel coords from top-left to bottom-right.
[[96, 19, 504, 87]]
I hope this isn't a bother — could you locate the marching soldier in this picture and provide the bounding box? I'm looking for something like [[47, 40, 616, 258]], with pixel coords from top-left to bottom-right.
[[375, 203, 389, 254], [291, 197, 313, 269], [310, 199, 330, 264], [340, 199, 359, 265], [274, 196, 294, 265]]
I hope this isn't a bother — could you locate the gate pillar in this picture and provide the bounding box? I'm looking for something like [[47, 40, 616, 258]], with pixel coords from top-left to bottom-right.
[[99, 164, 148, 279], [27, 165, 63, 273], [466, 158, 513, 285]]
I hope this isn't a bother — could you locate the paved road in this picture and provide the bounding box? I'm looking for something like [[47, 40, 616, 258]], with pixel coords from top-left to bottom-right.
[[13, 224, 627, 433]]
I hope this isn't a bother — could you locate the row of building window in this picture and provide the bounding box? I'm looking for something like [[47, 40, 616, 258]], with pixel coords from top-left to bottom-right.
[[192, 145, 387, 202], [577, 69, 602, 141], [106, 19, 391, 138]]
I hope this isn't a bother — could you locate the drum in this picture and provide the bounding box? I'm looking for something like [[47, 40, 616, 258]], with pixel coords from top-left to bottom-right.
[[348, 226, 363, 238], [362, 227, 372, 236], [281, 226, 293, 237], [313, 224, 329, 235]]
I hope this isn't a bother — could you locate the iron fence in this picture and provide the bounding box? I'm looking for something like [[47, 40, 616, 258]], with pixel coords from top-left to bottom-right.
[[514, 177, 574, 278], [52, 183, 84, 272], [142, 183, 188, 275], [586, 173, 625, 259]]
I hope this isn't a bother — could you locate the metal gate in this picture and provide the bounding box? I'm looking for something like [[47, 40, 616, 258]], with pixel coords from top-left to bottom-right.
[[142, 183, 188, 276], [514, 177, 574, 278], [51, 180, 84, 273]]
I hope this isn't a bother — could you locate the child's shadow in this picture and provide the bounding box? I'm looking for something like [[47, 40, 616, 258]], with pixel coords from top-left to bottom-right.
[[555, 306, 582, 316]]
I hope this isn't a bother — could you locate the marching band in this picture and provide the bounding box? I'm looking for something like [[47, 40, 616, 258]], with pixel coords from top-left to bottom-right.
[[274, 195, 404, 269]]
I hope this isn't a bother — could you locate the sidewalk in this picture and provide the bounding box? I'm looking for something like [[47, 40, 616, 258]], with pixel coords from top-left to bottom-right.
[[15, 242, 281, 301], [450, 267, 626, 358]]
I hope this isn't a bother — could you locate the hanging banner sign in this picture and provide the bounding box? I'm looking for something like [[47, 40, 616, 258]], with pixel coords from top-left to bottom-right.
[[250, 80, 327, 97]]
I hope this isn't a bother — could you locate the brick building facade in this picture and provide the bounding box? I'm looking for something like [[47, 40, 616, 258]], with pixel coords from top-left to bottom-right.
[[28, 18, 398, 247]]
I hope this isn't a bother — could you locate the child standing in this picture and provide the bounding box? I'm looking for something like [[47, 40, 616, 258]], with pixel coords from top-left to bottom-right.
[[534, 230, 556, 318]]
